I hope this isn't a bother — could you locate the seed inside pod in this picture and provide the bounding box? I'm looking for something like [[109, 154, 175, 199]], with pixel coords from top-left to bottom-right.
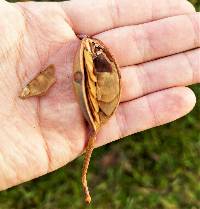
[[73, 37, 121, 204]]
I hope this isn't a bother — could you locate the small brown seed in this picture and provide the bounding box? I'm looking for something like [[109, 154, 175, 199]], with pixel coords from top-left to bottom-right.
[[19, 65, 56, 99]]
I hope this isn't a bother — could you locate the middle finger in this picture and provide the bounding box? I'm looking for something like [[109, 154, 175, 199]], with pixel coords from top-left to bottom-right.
[[95, 13, 200, 67]]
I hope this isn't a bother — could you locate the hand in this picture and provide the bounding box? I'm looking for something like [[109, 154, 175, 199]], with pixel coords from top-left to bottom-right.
[[0, 0, 199, 190]]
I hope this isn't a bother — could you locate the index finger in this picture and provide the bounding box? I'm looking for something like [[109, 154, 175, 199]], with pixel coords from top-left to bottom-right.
[[61, 0, 195, 35]]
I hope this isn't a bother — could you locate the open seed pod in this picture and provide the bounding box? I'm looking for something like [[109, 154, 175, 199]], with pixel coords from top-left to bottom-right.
[[73, 37, 121, 204]]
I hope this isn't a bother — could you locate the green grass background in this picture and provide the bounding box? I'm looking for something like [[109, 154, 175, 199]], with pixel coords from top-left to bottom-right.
[[1, 0, 200, 208]]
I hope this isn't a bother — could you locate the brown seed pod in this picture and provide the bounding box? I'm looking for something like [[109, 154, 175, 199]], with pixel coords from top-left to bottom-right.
[[73, 37, 121, 204]]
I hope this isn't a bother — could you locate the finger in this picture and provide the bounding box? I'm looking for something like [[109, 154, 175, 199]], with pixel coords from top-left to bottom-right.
[[97, 87, 196, 147], [120, 48, 200, 102], [95, 13, 200, 66], [61, 0, 195, 35]]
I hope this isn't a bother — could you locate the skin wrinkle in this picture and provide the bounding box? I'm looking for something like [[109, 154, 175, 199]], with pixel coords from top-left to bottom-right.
[[56, 1, 75, 31], [187, 14, 200, 48], [0, 156, 10, 189], [41, 118, 77, 167], [183, 51, 198, 84], [1, 75, 14, 99], [150, 0, 154, 22], [151, 0, 165, 20], [15, 58, 23, 89], [183, 50, 199, 83], [60, 41, 79, 100], [135, 65, 146, 98], [0, 98, 12, 125], [63, 131, 79, 164], [3, 117, 50, 187], [0, 27, 25, 70], [146, 95, 160, 127], [131, 26, 145, 64], [36, 98, 51, 173], [12, 101, 36, 130], [0, 135, 15, 189], [14, 6, 41, 83], [60, 2, 76, 31], [32, 31, 44, 69], [122, 24, 155, 67], [166, 0, 173, 18], [8, 138, 28, 185], [0, 41, 16, 63], [40, 111, 74, 157], [1, 6, 26, 59], [141, 24, 157, 63], [109, 0, 120, 29], [18, 4, 65, 45], [38, 105, 85, 168], [20, 7, 48, 49], [115, 104, 129, 139], [34, 36, 46, 68], [0, 44, 22, 99], [137, 64, 152, 97], [15, 31, 26, 88], [0, 128, 22, 187], [144, 62, 163, 94]]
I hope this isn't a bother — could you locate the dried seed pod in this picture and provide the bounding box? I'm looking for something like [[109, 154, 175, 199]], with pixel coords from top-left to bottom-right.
[[19, 65, 56, 99], [73, 38, 121, 204]]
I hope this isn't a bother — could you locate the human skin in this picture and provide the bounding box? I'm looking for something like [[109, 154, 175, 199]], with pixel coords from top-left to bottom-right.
[[0, 0, 199, 190]]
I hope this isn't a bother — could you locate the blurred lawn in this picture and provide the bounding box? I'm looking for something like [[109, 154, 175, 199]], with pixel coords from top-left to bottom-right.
[[1, 0, 200, 209]]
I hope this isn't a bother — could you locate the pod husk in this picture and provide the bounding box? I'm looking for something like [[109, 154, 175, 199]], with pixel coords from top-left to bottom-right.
[[73, 37, 121, 204]]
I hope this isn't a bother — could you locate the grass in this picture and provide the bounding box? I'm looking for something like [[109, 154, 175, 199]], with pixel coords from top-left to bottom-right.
[[1, 0, 200, 209]]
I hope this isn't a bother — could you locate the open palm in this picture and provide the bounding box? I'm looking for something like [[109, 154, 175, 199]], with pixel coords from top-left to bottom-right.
[[0, 0, 199, 190]]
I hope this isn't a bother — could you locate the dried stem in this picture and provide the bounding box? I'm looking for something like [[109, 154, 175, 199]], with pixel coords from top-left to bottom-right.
[[82, 131, 96, 204]]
